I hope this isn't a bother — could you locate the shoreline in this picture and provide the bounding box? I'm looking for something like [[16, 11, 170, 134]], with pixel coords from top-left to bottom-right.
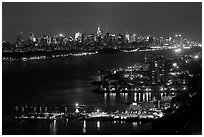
[[3, 46, 201, 63]]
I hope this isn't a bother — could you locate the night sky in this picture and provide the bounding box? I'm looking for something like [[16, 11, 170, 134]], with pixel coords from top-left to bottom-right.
[[2, 2, 202, 43]]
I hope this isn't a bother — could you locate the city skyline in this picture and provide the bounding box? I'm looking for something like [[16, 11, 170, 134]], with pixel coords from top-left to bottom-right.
[[2, 2, 202, 135], [2, 2, 202, 43]]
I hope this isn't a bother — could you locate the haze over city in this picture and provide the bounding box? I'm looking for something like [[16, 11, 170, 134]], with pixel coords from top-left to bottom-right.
[[2, 2, 202, 42]]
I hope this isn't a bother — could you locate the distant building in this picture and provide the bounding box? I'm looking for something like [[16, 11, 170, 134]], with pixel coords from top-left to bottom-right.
[[29, 32, 36, 42], [110, 34, 116, 39], [75, 32, 82, 42], [81, 33, 85, 43], [145, 36, 150, 41], [47, 36, 52, 45], [86, 34, 95, 43], [96, 27, 102, 37], [125, 32, 130, 43], [16, 32, 24, 47], [130, 102, 142, 112], [159, 37, 164, 44], [117, 34, 125, 43], [145, 55, 170, 84], [41, 35, 49, 45], [148, 36, 154, 44], [130, 34, 137, 43], [52, 35, 57, 44], [134, 63, 149, 71]]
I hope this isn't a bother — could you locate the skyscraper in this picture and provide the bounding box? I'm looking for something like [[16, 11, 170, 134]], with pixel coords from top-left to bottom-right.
[[145, 55, 169, 84], [125, 32, 130, 43], [96, 27, 102, 37], [29, 32, 36, 42], [130, 34, 137, 43], [75, 32, 82, 42]]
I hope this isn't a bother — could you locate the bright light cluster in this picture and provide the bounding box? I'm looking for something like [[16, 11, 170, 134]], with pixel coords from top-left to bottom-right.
[[175, 48, 181, 53]]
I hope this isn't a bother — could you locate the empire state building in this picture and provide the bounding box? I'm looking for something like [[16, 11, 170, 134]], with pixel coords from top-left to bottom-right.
[[97, 27, 102, 37]]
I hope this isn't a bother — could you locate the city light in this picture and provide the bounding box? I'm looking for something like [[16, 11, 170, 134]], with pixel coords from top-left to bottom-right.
[[97, 121, 100, 129], [3, 28, 200, 63], [160, 87, 164, 91], [59, 33, 63, 37], [75, 108, 80, 113], [3, 2, 202, 135], [172, 63, 177, 67], [194, 55, 199, 59], [83, 120, 86, 128], [175, 48, 181, 53], [183, 87, 187, 90]]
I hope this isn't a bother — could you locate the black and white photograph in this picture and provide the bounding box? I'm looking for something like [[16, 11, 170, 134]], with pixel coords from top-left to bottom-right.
[[2, 1, 202, 135]]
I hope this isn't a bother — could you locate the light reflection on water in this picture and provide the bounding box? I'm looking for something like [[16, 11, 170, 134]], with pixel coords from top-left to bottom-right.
[[146, 92, 149, 102], [149, 92, 151, 101], [133, 122, 138, 129], [50, 119, 57, 135], [83, 120, 86, 134], [139, 93, 141, 101], [3, 50, 192, 134], [103, 92, 173, 104], [47, 118, 152, 135], [144, 93, 146, 101], [124, 93, 128, 102], [97, 121, 100, 130], [134, 92, 137, 102]]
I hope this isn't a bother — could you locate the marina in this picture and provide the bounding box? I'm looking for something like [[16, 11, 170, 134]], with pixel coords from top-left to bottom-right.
[[13, 101, 166, 123]]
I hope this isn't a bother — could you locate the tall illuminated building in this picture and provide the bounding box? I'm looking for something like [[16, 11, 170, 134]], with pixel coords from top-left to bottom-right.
[[159, 37, 164, 44], [75, 32, 82, 42], [68, 36, 74, 42], [96, 27, 102, 37], [42, 35, 49, 45], [130, 34, 137, 43], [125, 32, 130, 43], [145, 55, 170, 84], [48, 36, 52, 45], [52, 35, 57, 44], [29, 32, 36, 42]]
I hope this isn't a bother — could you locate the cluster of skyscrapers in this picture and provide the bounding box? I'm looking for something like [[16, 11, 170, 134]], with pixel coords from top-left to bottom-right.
[[3, 26, 199, 53]]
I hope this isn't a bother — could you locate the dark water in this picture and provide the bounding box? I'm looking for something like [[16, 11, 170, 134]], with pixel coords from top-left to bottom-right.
[[2, 48, 201, 135]]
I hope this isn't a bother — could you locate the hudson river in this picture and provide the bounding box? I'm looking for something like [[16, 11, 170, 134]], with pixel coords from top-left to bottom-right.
[[2, 47, 201, 134]]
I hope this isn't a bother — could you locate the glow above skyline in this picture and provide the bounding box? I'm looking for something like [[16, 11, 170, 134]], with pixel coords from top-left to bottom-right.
[[2, 2, 202, 43]]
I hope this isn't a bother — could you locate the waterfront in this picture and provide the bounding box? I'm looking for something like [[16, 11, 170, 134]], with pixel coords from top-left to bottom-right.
[[2, 47, 201, 134], [7, 118, 153, 135]]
